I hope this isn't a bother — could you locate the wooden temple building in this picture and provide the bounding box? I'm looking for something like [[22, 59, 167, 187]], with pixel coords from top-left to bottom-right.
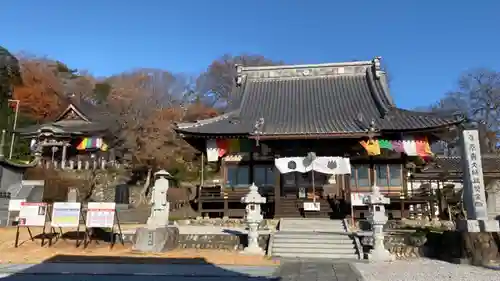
[[15, 98, 118, 170], [175, 57, 464, 219]]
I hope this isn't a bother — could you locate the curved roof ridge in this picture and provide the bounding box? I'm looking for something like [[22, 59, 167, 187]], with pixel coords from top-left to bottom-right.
[[240, 60, 373, 72], [175, 110, 240, 129]]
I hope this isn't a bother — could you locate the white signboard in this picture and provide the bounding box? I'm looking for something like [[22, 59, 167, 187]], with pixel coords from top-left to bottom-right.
[[51, 202, 81, 227], [86, 202, 116, 228], [351, 192, 369, 206], [18, 202, 47, 226], [461, 130, 488, 220], [8, 199, 26, 212], [303, 202, 320, 211]]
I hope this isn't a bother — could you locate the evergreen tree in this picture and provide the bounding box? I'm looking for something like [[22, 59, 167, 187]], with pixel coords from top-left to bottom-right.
[[0, 46, 22, 156]]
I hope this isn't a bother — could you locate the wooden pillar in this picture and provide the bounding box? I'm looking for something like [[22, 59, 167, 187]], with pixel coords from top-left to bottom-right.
[[61, 143, 68, 169], [274, 171, 281, 217], [223, 199, 229, 219]]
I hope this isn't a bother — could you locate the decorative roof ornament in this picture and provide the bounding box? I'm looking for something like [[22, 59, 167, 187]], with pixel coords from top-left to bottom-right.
[[253, 117, 265, 146], [235, 64, 243, 86], [367, 119, 377, 141], [372, 56, 383, 78]]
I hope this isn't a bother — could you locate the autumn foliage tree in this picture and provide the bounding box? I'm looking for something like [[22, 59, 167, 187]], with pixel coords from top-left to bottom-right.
[[12, 58, 66, 120], [7, 52, 279, 182]]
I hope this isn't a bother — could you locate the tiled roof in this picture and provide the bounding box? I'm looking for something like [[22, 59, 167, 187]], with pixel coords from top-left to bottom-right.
[[422, 155, 500, 174], [176, 57, 462, 137]]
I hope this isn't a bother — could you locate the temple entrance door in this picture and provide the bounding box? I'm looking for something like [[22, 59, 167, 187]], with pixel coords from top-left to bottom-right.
[[281, 172, 300, 198], [280, 172, 328, 199]]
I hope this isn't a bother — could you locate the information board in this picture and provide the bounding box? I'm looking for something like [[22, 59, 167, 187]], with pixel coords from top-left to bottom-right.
[[86, 202, 116, 228], [18, 202, 47, 226], [351, 192, 369, 206], [51, 202, 81, 227], [303, 202, 320, 211]]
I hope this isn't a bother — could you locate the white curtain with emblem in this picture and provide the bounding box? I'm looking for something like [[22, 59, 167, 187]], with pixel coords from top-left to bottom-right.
[[274, 157, 351, 175]]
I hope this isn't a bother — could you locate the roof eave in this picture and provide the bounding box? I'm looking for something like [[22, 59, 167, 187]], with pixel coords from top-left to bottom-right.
[[248, 132, 378, 140]]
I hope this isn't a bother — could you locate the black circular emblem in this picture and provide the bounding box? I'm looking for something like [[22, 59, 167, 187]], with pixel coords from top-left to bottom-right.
[[288, 161, 297, 170], [327, 160, 337, 169]]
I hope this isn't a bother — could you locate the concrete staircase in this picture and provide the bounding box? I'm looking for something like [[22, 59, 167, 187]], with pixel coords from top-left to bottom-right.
[[275, 198, 333, 218], [270, 218, 359, 259]]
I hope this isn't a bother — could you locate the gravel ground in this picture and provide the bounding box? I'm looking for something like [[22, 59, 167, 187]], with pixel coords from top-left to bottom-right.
[[353, 259, 500, 281]]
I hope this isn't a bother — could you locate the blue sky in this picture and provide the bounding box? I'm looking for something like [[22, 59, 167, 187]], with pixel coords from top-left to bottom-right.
[[2, 0, 499, 109]]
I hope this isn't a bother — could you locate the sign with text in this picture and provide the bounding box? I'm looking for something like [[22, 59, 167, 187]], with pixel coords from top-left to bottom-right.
[[351, 192, 369, 206], [86, 202, 116, 228], [461, 129, 488, 220], [18, 202, 47, 226], [51, 202, 81, 227], [303, 202, 320, 211]]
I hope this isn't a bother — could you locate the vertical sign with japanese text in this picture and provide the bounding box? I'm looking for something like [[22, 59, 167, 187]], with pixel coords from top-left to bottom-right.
[[461, 129, 488, 220]]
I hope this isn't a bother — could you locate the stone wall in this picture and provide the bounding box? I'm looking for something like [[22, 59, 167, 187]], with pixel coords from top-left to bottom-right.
[[123, 232, 270, 251], [47, 169, 143, 205], [176, 218, 279, 231], [360, 230, 500, 264], [178, 234, 269, 251]]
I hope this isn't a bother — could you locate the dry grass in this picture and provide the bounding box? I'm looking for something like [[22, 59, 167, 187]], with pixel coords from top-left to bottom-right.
[[0, 227, 278, 266]]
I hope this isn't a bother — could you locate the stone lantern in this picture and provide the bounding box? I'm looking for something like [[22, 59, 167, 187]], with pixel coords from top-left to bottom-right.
[[365, 184, 394, 262], [241, 183, 266, 255]]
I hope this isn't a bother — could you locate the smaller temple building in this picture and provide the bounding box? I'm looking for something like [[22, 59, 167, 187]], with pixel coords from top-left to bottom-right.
[[15, 97, 117, 170]]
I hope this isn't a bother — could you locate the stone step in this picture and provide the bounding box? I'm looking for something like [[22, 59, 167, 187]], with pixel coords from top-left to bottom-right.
[[273, 247, 356, 254], [281, 222, 344, 227], [280, 224, 345, 229], [275, 232, 350, 237], [280, 228, 345, 232], [272, 242, 355, 249], [273, 237, 354, 244], [275, 232, 352, 238], [273, 252, 358, 259], [280, 218, 343, 222]]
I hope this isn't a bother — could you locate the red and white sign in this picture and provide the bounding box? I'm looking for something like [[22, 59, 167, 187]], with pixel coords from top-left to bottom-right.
[[18, 202, 47, 226], [86, 202, 116, 228], [351, 192, 369, 206]]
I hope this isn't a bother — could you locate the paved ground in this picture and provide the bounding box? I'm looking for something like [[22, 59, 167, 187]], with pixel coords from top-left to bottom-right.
[[0, 260, 364, 281], [275, 260, 364, 281], [0, 263, 277, 281]]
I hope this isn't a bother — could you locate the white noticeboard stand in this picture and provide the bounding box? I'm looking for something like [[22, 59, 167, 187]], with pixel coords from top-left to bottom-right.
[[15, 202, 48, 247], [84, 202, 124, 248], [51, 202, 82, 228], [7, 199, 26, 227], [86, 202, 115, 228], [50, 202, 83, 247], [351, 192, 368, 206], [350, 192, 369, 225]]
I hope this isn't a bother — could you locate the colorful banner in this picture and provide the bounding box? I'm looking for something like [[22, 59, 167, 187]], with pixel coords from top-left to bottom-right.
[[51, 202, 81, 228], [206, 139, 255, 162], [77, 137, 108, 151], [359, 140, 381, 156], [359, 136, 433, 157]]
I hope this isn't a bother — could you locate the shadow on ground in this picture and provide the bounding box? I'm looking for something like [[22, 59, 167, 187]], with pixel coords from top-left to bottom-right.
[[0, 256, 278, 281]]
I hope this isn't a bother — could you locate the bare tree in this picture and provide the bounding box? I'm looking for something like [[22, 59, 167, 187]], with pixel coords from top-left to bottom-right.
[[424, 68, 500, 154], [196, 54, 283, 109]]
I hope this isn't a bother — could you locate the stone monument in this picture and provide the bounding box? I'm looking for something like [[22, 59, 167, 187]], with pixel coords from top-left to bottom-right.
[[366, 184, 394, 262], [67, 187, 78, 203], [132, 170, 179, 252], [241, 183, 266, 255], [458, 129, 500, 232]]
